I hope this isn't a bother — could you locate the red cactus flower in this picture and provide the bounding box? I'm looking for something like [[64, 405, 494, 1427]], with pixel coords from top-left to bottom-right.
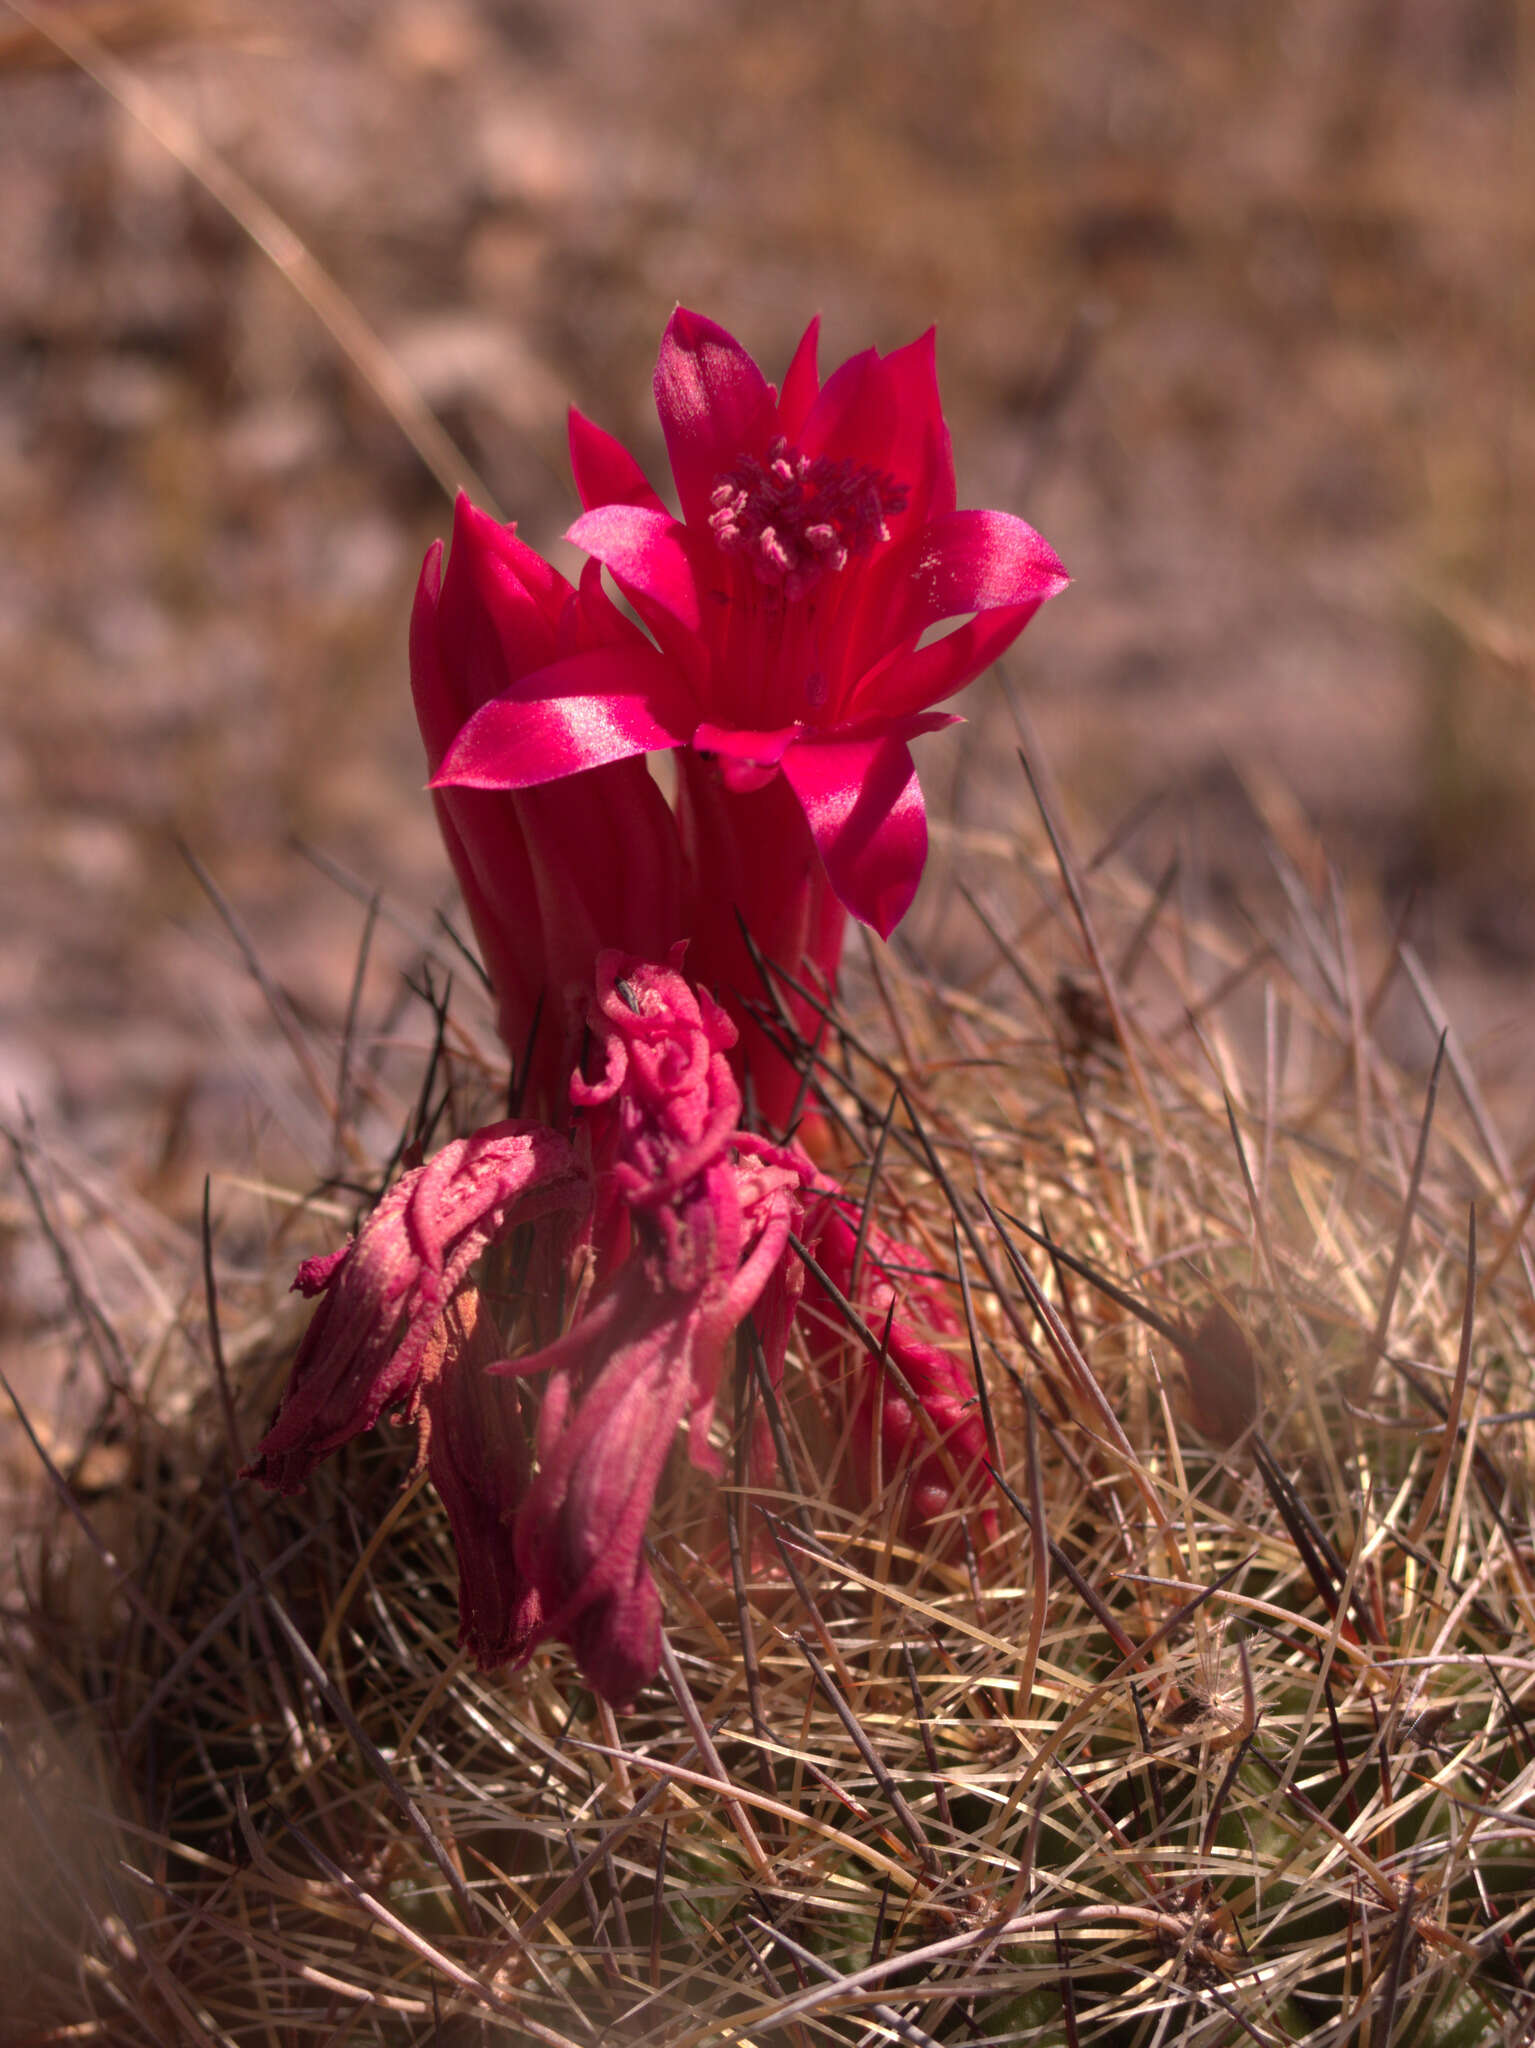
[[431, 310, 1067, 1126]]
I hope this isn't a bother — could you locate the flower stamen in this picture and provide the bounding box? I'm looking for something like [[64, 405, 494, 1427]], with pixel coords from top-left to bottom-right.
[[709, 436, 908, 599]]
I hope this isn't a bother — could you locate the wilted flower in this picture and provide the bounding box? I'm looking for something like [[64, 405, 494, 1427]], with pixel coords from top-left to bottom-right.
[[500, 951, 814, 1702], [411, 494, 687, 1118], [805, 1202, 994, 1541], [416, 1287, 544, 1667], [245, 1120, 587, 1494], [433, 309, 1068, 1126], [248, 955, 814, 1705]]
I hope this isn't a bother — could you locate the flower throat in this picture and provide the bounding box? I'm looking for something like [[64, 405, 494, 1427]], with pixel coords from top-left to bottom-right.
[[709, 436, 908, 600]]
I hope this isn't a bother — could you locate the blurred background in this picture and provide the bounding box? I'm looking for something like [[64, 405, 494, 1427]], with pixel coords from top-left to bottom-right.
[[0, 0, 1530, 1203]]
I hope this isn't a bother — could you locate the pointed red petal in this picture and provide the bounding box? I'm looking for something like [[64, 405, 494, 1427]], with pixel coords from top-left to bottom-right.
[[777, 315, 821, 439], [565, 503, 703, 637], [409, 539, 456, 762], [424, 494, 574, 725], [653, 307, 778, 528], [802, 328, 955, 533], [906, 508, 1069, 620], [568, 405, 668, 515], [780, 732, 930, 939], [845, 509, 1068, 718], [433, 645, 694, 789], [856, 602, 1052, 720]]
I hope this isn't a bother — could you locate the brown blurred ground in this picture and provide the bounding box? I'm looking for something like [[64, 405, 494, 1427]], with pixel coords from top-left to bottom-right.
[[0, 0, 1531, 1196]]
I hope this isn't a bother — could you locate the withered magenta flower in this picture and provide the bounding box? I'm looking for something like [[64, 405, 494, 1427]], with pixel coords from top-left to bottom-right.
[[416, 1287, 544, 1668], [498, 952, 814, 1702], [244, 1120, 586, 1494], [248, 956, 813, 1705]]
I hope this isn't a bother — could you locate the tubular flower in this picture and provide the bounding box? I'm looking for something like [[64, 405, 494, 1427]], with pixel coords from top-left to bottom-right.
[[433, 309, 1068, 1125], [411, 493, 687, 1119], [497, 951, 815, 1703], [804, 1203, 994, 1542]]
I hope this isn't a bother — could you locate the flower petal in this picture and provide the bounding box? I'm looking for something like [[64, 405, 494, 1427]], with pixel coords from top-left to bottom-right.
[[567, 1560, 663, 1706], [776, 315, 821, 439], [846, 510, 1068, 719], [673, 753, 842, 1132], [565, 503, 703, 638], [433, 646, 695, 790], [855, 603, 1050, 720], [447, 490, 570, 626], [409, 539, 455, 762], [420, 1289, 543, 1669], [568, 405, 668, 516], [513, 767, 689, 1054], [906, 508, 1070, 620], [429, 788, 543, 1059], [420, 495, 574, 731], [244, 1121, 587, 1494], [780, 732, 931, 939], [653, 307, 778, 528], [803, 328, 955, 535], [513, 1271, 697, 1702]]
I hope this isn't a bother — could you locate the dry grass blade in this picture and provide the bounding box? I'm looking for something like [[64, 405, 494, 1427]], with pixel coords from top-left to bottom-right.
[[1014, 739, 1160, 1137], [1, 0, 496, 510], [794, 1632, 941, 1882], [5, 1120, 133, 1395], [1405, 1205, 1478, 1548], [260, 1592, 485, 1929], [177, 838, 339, 1129], [980, 1190, 1176, 1544], [1365, 1028, 1449, 1392]]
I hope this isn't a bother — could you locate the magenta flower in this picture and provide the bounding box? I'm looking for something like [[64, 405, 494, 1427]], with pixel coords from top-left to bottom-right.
[[438, 310, 1067, 934], [431, 310, 1067, 1126], [805, 1203, 994, 1542], [498, 952, 814, 1702], [411, 494, 687, 1118]]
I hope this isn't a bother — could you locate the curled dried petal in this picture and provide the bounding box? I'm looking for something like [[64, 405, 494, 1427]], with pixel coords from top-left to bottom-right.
[[245, 1120, 587, 1494], [804, 1203, 993, 1541]]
